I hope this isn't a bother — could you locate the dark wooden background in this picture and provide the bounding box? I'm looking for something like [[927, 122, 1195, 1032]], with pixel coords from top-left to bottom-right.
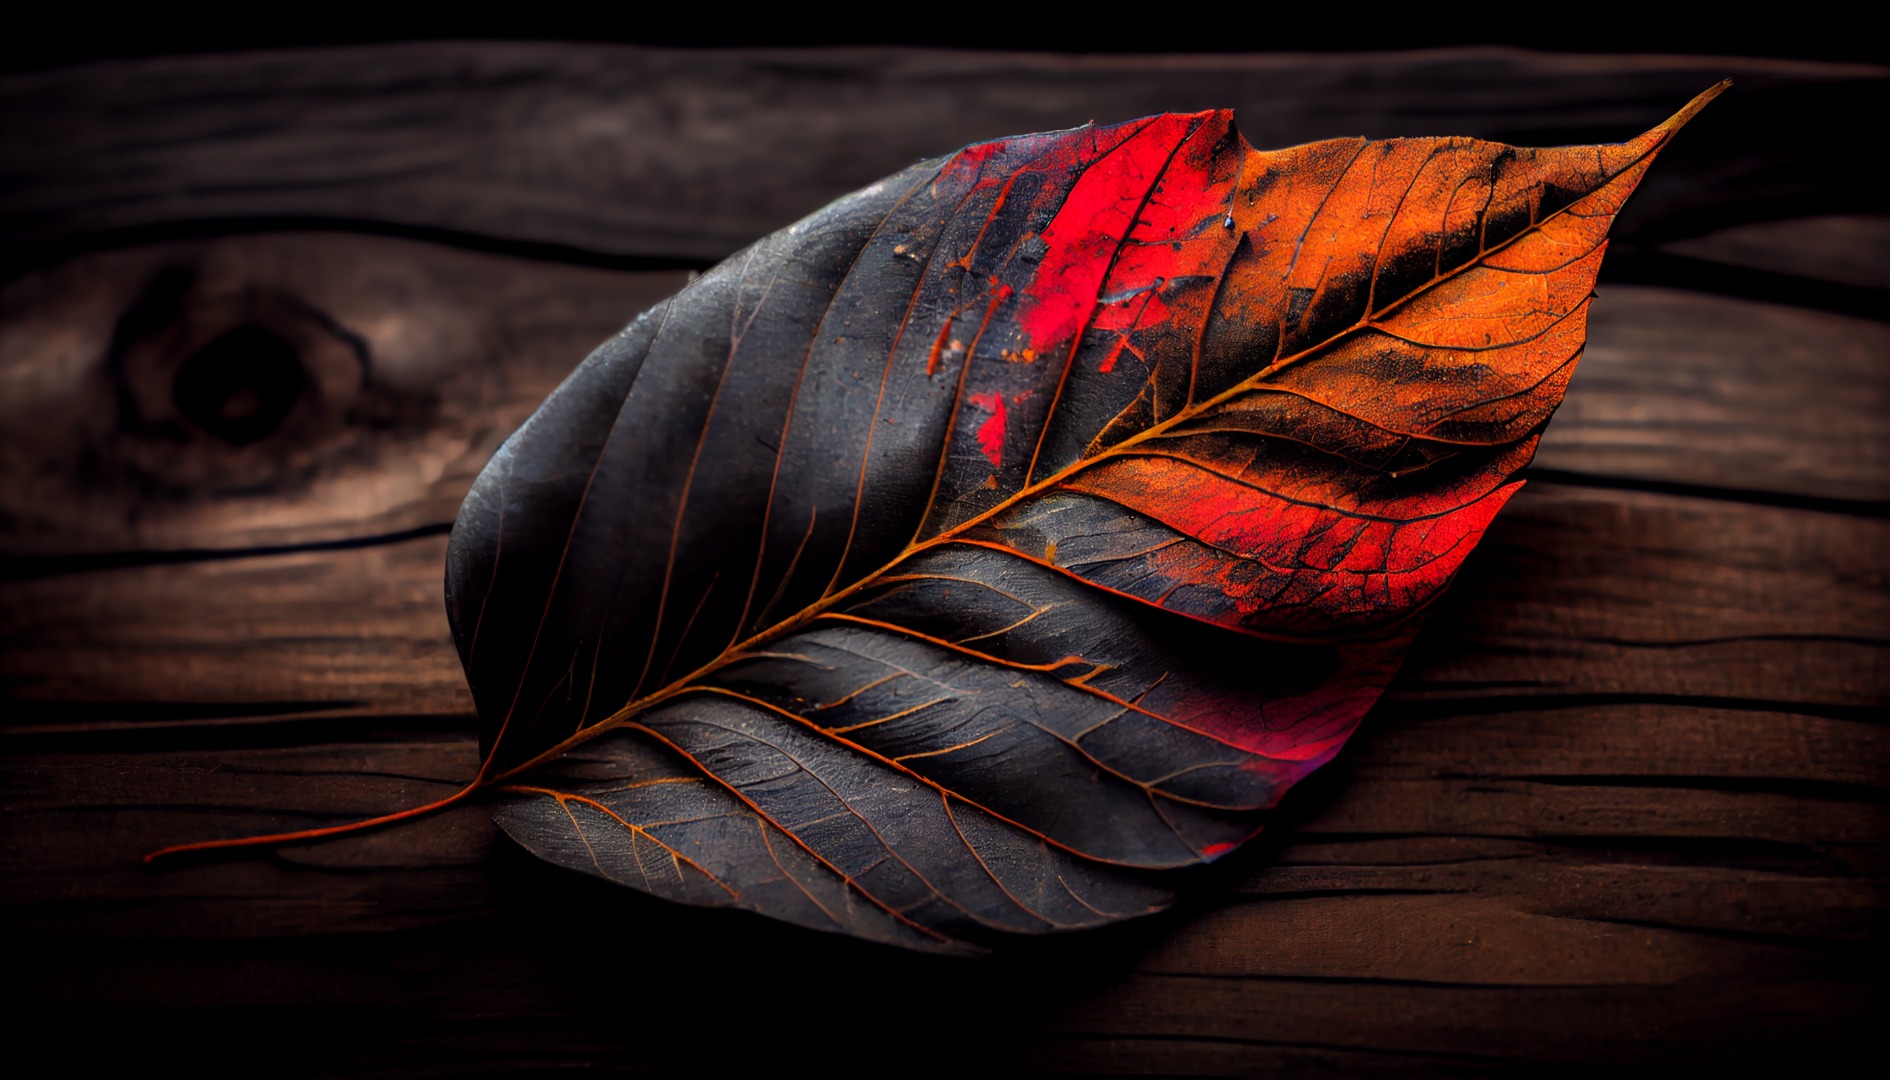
[[2, 43, 1884, 1076]]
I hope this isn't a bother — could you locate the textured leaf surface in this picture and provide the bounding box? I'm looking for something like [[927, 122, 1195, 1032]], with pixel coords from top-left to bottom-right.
[[447, 88, 1719, 951]]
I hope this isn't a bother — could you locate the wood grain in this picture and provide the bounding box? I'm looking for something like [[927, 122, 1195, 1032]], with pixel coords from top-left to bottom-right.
[[9, 485, 1878, 728], [3, 46, 1883, 265], [1, 534, 468, 725], [0, 233, 685, 557], [1541, 287, 1889, 502], [2, 42, 1883, 1077], [1664, 214, 1890, 290], [3, 271, 1877, 563]]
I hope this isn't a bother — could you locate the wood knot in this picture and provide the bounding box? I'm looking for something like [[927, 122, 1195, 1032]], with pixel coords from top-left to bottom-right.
[[108, 266, 368, 492]]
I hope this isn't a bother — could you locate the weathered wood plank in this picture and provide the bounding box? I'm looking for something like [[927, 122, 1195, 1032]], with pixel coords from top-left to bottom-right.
[[3, 252, 1881, 560], [1540, 287, 1890, 502], [1664, 214, 1890, 290], [6, 484, 1880, 960], [7, 723, 1876, 1071], [8, 730, 1879, 954], [1238, 839, 1886, 940], [3, 739, 493, 940], [1035, 972, 1880, 1067], [2, 43, 1882, 1076], [7, 484, 1877, 727], [1340, 705, 1888, 788], [0, 233, 685, 557], [1299, 778, 1881, 848], [4, 46, 1881, 265], [1396, 485, 1888, 709], [0, 534, 468, 723], [1136, 892, 1823, 983]]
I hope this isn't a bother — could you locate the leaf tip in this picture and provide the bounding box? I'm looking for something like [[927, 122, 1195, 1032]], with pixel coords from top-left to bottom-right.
[[1658, 79, 1731, 138]]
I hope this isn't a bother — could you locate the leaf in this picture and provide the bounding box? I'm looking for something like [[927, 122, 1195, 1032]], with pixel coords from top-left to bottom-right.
[[443, 85, 1724, 952]]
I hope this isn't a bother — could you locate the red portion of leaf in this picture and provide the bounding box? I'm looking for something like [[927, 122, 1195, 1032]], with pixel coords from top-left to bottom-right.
[[1056, 455, 1526, 636], [969, 391, 1007, 467]]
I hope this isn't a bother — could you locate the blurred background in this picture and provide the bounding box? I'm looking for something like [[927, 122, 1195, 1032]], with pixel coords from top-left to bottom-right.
[[3, 21, 1883, 1077]]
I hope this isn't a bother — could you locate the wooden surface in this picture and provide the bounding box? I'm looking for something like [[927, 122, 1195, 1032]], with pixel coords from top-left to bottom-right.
[[2, 45, 1884, 1076]]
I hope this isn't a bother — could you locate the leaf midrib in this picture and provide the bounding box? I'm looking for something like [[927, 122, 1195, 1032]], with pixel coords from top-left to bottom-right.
[[485, 106, 1684, 790]]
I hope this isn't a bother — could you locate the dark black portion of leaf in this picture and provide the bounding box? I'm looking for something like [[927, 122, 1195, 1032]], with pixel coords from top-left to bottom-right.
[[840, 544, 1348, 757], [447, 306, 667, 759], [494, 713, 1174, 953], [449, 160, 947, 775], [704, 623, 1263, 866], [969, 490, 1352, 634], [490, 731, 961, 954], [734, 159, 965, 641]]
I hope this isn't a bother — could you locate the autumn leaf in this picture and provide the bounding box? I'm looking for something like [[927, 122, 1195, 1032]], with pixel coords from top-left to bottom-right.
[[155, 83, 1725, 953]]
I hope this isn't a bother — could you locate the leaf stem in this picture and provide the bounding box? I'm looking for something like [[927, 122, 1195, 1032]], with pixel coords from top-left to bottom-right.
[[142, 782, 480, 863]]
